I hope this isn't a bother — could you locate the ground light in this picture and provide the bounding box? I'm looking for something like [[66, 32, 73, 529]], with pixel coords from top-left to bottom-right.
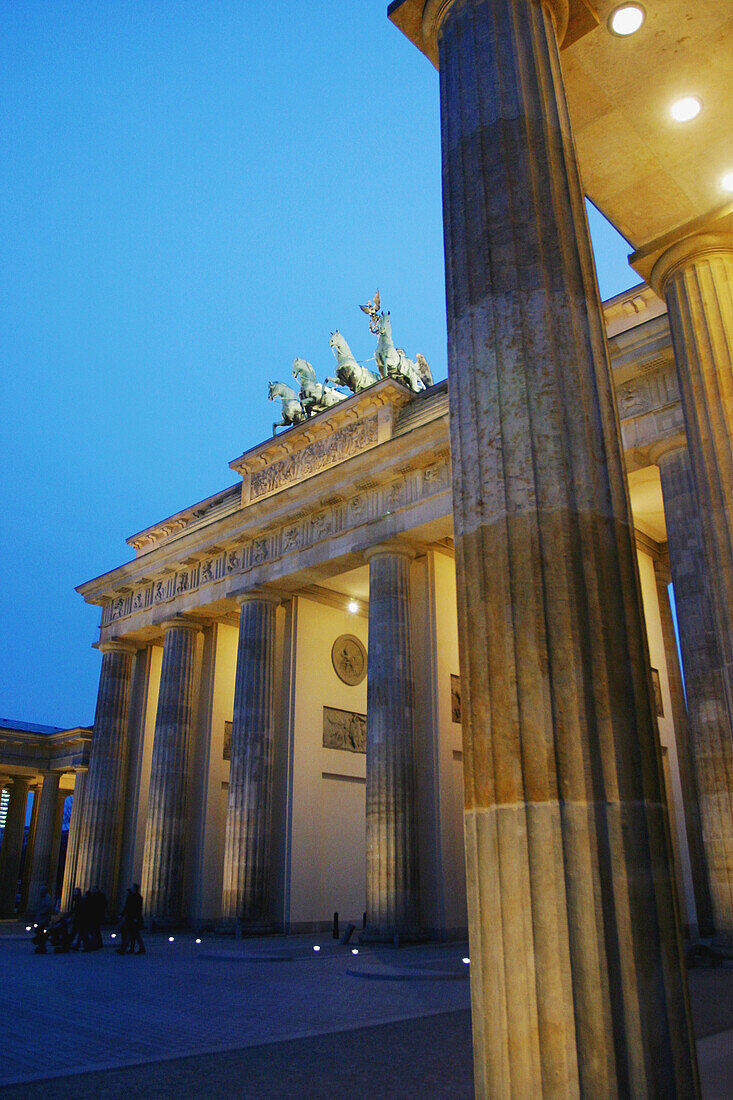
[[462, 957, 470, 965], [110, 933, 117, 939], [25, 925, 31, 932], [313, 945, 320, 952], [195, 937, 202, 944], [608, 3, 645, 36], [351, 948, 359, 955], [671, 96, 702, 122], [168, 936, 175, 943]]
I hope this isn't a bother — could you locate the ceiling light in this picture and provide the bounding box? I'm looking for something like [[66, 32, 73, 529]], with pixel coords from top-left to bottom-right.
[[671, 96, 702, 123], [347, 600, 359, 614], [608, 4, 645, 36], [722, 171, 733, 193]]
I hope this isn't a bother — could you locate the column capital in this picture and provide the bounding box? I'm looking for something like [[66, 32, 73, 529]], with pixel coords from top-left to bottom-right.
[[231, 588, 282, 609], [630, 205, 733, 294], [389, 0, 594, 67], [648, 433, 688, 467], [96, 639, 137, 656], [364, 541, 416, 564], [157, 615, 202, 635]]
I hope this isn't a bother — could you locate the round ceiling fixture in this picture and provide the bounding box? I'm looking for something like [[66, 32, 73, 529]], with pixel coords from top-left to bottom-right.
[[608, 4, 645, 37], [722, 171, 733, 193], [670, 96, 702, 123]]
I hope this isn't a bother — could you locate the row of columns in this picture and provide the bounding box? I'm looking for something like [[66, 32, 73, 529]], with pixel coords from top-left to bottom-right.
[[0, 770, 86, 918], [69, 543, 422, 937]]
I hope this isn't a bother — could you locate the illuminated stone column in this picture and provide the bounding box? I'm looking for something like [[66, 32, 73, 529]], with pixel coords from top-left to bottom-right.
[[650, 235, 733, 713], [363, 544, 420, 940], [657, 439, 733, 940], [20, 784, 41, 913], [389, 0, 698, 1094], [0, 778, 30, 916], [141, 618, 200, 924], [60, 768, 87, 911], [222, 592, 280, 927], [26, 772, 61, 913], [75, 640, 136, 902]]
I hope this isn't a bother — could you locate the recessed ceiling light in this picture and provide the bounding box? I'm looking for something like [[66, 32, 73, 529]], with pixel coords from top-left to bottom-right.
[[671, 96, 702, 123], [608, 4, 645, 36], [347, 600, 359, 614], [722, 171, 733, 193]]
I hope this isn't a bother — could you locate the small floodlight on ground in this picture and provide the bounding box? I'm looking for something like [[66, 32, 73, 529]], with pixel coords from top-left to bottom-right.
[[351, 948, 359, 955], [25, 925, 31, 932], [671, 96, 702, 123], [195, 937, 202, 944], [313, 944, 320, 952], [608, 4, 645, 36], [111, 933, 117, 939], [168, 936, 175, 943], [462, 957, 470, 965]]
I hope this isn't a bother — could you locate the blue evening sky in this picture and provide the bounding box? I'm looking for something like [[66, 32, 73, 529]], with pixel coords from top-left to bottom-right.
[[1, 1, 641, 728]]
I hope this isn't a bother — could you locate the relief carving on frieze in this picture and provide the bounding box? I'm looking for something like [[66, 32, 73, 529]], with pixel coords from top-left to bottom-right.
[[249, 413, 379, 501]]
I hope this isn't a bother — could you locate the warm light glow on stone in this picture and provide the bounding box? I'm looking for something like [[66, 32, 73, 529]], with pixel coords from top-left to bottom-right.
[[722, 171, 733, 193], [347, 600, 359, 614], [671, 96, 702, 122], [608, 4, 645, 36]]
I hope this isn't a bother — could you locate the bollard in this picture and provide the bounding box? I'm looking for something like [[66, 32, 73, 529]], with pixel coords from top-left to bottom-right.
[[332, 911, 339, 940], [339, 922, 355, 945]]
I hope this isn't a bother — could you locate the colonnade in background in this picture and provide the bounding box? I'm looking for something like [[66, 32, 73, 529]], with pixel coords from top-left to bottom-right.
[[0, 768, 86, 918]]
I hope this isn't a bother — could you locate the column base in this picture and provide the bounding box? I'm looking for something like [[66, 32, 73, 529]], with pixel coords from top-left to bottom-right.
[[359, 926, 425, 946], [215, 918, 277, 937]]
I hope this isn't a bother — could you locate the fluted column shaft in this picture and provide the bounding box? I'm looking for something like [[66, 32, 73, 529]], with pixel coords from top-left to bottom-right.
[[658, 443, 733, 939], [364, 545, 420, 938], [0, 779, 30, 916], [75, 641, 135, 904], [222, 593, 279, 925], [60, 769, 87, 911], [656, 243, 733, 710], [653, 553, 714, 937], [427, 0, 698, 1094], [141, 619, 200, 923], [26, 772, 61, 913]]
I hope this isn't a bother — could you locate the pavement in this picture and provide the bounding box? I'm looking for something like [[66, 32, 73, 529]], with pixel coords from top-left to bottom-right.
[[0, 922, 731, 1098]]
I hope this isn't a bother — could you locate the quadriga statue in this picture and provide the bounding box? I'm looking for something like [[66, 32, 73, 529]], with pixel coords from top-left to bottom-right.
[[326, 332, 380, 394], [374, 311, 432, 392], [267, 381, 307, 433], [292, 358, 346, 415]]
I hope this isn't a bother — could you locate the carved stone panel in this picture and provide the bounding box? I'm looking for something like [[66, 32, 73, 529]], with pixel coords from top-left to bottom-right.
[[331, 634, 367, 686], [322, 706, 366, 753]]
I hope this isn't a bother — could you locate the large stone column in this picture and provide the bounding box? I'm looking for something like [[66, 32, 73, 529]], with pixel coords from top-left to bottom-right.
[[652, 551, 714, 938], [20, 784, 41, 913], [60, 768, 87, 911], [363, 544, 420, 939], [0, 778, 30, 916], [222, 592, 279, 927], [650, 234, 733, 710], [389, 0, 698, 1094], [657, 440, 733, 940], [75, 640, 136, 904], [141, 618, 200, 924], [26, 772, 61, 914]]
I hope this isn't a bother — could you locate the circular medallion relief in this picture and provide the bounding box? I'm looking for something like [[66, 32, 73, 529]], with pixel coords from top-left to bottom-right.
[[331, 634, 367, 686]]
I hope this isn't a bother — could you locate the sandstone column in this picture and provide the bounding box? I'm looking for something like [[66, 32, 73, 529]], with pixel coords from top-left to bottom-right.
[[141, 618, 200, 924], [363, 544, 420, 939], [389, 0, 698, 1094], [652, 552, 713, 938], [60, 768, 87, 911], [651, 236, 733, 709], [222, 592, 279, 927], [26, 771, 61, 913], [0, 778, 30, 916], [20, 783, 41, 913], [75, 640, 136, 903], [47, 785, 68, 901], [657, 440, 733, 940]]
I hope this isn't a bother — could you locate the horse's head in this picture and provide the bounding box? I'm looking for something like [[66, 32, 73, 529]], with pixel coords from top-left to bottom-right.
[[292, 357, 311, 380], [267, 381, 277, 401], [377, 311, 392, 338], [329, 331, 340, 348]]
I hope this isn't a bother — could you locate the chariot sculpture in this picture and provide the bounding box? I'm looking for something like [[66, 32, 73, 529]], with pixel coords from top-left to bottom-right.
[[267, 292, 433, 433]]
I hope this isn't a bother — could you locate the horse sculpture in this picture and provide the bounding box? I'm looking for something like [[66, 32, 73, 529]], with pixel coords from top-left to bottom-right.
[[375, 312, 431, 392], [292, 357, 346, 416], [268, 381, 307, 433], [326, 332, 380, 394]]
